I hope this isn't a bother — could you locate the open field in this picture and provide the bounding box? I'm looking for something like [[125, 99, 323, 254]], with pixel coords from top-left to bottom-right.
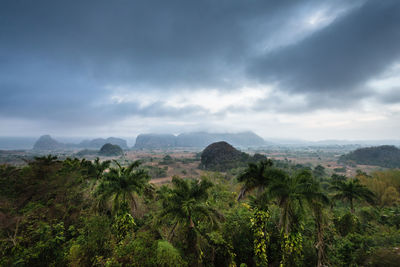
[[0, 145, 388, 180]]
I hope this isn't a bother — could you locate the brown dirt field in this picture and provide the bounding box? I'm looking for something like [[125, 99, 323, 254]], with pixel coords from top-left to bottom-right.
[[150, 177, 173, 184]]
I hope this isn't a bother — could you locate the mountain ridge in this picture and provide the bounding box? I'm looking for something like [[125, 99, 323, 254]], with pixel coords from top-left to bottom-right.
[[32, 135, 128, 150], [133, 131, 266, 149]]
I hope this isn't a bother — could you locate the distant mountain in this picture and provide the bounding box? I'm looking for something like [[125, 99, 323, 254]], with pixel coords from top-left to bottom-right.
[[176, 132, 266, 147], [0, 137, 37, 150], [200, 141, 267, 171], [134, 134, 176, 149], [33, 135, 65, 150], [221, 132, 266, 147], [133, 131, 266, 149], [32, 135, 128, 151], [266, 138, 400, 147], [78, 137, 128, 149], [175, 132, 215, 147], [339, 145, 400, 168]]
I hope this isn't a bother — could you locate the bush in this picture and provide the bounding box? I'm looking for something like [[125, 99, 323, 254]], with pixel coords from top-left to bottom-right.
[[334, 212, 361, 236], [156, 240, 187, 267], [365, 247, 400, 267], [68, 215, 112, 266], [113, 231, 158, 266]]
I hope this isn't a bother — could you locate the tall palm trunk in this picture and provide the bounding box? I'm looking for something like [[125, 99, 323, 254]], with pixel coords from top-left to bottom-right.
[[186, 224, 200, 267], [350, 197, 355, 213], [314, 207, 324, 267], [279, 199, 290, 235], [316, 226, 324, 267]]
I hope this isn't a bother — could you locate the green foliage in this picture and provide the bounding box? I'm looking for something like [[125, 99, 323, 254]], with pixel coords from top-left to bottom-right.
[[357, 169, 400, 207], [334, 212, 361, 236], [68, 215, 112, 266], [203, 231, 236, 267], [11, 221, 66, 266], [112, 230, 158, 266], [2, 156, 400, 266], [223, 206, 254, 266], [280, 230, 304, 267], [378, 206, 400, 228], [365, 247, 400, 267], [0, 164, 20, 199], [330, 233, 370, 266]]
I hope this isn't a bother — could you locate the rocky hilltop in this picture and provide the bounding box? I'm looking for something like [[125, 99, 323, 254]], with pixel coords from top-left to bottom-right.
[[339, 145, 400, 168], [134, 131, 266, 149], [200, 141, 266, 171], [98, 143, 123, 156], [33, 135, 65, 150]]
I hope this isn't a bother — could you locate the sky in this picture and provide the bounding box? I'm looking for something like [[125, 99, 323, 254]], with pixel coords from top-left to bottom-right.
[[1, 0, 400, 141]]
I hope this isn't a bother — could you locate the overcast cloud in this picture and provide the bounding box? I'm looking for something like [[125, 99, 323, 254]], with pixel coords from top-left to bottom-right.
[[1, 0, 399, 140]]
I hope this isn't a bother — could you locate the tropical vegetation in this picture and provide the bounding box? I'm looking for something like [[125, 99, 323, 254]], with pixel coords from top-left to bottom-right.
[[1, 154, 400, 266]]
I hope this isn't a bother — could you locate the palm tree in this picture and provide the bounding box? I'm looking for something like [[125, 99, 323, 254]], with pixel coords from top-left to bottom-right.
[[32, 154, 58, 165], [79, 157, 111, 190], [330, 178, 375, 213], [158, 176, 223, 263], [269, 169, 307, 235], [95, 160, 152, 214], [92, 157, 111, 180], [269, 169, 328, 266], [302, 174, 329, 267], [237, 159, 275, 201], [30, 155, 60, 179]]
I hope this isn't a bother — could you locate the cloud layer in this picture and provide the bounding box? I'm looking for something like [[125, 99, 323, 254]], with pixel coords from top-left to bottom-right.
[[1, 0, 399, 139]]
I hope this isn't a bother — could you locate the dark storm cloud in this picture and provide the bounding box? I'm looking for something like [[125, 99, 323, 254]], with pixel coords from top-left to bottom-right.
[[0, 0, 316, 124], [249, 0, 400, 106], [378, 88, 400, 104], [0, 0, 307, 88], [0, 0, 399, 131]]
